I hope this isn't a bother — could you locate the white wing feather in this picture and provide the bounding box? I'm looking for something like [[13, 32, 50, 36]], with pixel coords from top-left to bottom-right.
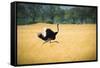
[[41, 28, 47, 37]]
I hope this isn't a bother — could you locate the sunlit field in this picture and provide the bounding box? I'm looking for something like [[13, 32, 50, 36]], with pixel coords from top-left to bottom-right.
[[17, 23, 96, 65]]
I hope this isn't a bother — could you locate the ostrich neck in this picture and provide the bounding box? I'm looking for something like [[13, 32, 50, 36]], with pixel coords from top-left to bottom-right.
[[57, 24, 59, 32]]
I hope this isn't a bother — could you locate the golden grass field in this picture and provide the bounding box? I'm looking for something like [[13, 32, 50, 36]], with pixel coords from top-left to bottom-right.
[[17, 23, 96, 65]]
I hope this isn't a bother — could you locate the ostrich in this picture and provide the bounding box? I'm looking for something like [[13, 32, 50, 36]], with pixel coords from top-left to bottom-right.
[[38, 24, 59, 44]]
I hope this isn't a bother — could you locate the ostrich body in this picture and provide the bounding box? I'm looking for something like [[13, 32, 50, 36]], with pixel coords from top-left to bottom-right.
[[38, 24, 59, 43]]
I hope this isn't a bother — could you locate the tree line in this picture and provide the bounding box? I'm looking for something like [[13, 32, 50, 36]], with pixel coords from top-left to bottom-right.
[[16, 3, 97, 25]]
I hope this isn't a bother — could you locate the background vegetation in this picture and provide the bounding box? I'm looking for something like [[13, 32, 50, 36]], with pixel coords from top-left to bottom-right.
[[16, 3, 97, 25]]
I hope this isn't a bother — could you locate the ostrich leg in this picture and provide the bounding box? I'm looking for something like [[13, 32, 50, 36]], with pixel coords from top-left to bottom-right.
[[42, 40, 49, 45]]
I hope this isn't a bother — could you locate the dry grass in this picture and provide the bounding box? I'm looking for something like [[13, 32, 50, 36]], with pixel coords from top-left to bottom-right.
[[17, 23, 96, 65]]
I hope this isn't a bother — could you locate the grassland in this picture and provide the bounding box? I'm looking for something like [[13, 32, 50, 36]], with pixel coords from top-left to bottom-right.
[[17, 23, 96, 65]]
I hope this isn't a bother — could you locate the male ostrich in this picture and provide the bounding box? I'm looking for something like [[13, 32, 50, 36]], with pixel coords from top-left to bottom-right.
[[38, 24, 59, 44]]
